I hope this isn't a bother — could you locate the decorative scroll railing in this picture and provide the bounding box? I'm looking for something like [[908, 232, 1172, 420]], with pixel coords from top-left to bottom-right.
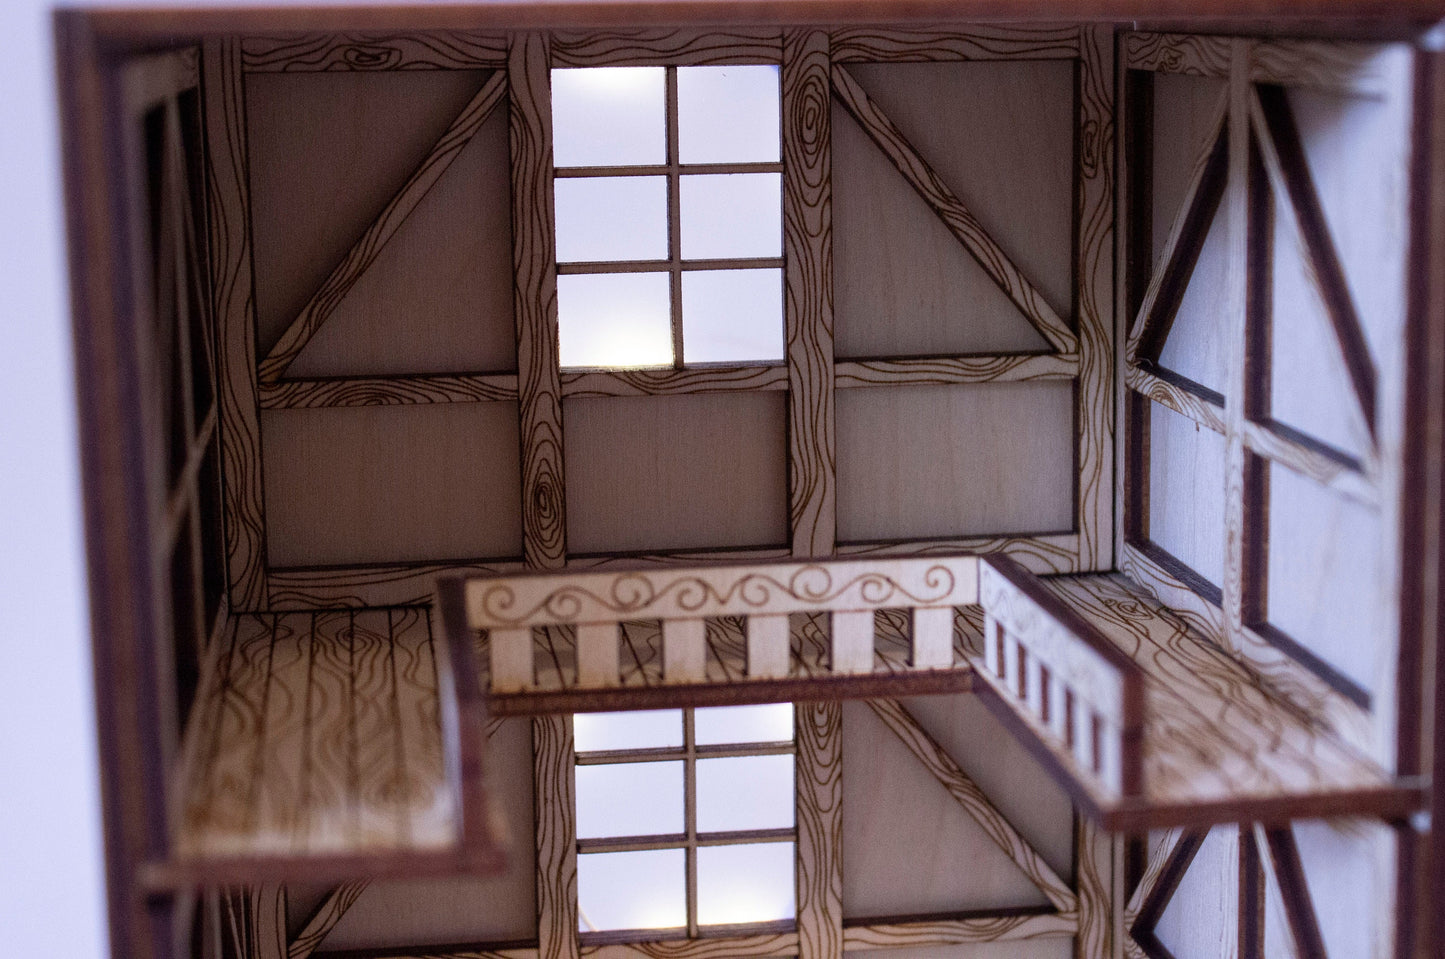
[[438, 556, 980, 713], [974, 555, 1144, 796]]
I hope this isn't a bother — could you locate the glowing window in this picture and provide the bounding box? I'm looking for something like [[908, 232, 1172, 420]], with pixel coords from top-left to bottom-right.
[[574, 705, 796, 936], [551, 65, 784, 369]]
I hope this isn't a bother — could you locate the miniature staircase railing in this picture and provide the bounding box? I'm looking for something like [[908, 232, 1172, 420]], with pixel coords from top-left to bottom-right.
[[438, 556, 981, 714]]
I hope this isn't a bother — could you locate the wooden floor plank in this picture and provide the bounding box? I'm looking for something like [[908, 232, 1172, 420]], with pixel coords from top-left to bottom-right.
[[248, 613, 309, 852]]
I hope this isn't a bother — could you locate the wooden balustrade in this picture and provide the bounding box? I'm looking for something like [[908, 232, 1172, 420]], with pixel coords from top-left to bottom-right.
[[443, 556, 981, 713]]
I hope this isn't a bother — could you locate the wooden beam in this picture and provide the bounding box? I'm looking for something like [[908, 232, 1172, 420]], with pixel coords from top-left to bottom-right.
[[865, 699, 1075, 913], [1123, 31, 1233, 77], [835, 353, 1077, 389], [203, 36, 269, 609], [1077, 23, 1117, 573], [287, 881, 369, 959], [510, 33, 567, 571], [830, 62, 1076, 356], [534, 715, 579, 959], [840, 910, 1077, 949], [830, 25, 1080, 62], [795, 701, 842, 959], [249, 885, 287, 959], [241, 31, 508, 71], [551, 27, 782, 66], [1222, 38, 1253, 656], [258, 70, 508, 383], [1074, 818, 1121, 959], [258, 374, 518, 409], [783, 29, 835, 560], [1127, 363, 1227, 435], [1262, 826, 1327, 959]]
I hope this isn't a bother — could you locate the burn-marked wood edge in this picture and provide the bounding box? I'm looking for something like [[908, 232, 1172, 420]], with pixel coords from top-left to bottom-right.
[[829, 62, 1075, 356], [1241, 418, 1378, 507], [1126, 90, 1229, 364], [241, 32, 508, 71], [1127, 363, 1227, 435], [867, 698, 1076, 913], [1249, 84, 1378, 444], [550, 28, 781, 66], [488, 668, 976, 716], [259, 70, 508, 384], [829, 24, 1080, 62], [1127, 828, 1205, 959]]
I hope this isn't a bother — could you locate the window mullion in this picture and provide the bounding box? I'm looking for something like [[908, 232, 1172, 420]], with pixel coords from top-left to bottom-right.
[[684, 708, 699, 936], [667, 67, 685, 369]]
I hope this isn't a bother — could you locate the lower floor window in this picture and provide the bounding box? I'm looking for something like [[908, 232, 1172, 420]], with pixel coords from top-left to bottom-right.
[[574, 704, 797, 935]]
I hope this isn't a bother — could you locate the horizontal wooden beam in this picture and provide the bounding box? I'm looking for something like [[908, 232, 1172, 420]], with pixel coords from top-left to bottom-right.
[[1127, 363, 1226, 435], [835, 354, 1077, 388], [268, 559, 527, 609], [1241, 418, 1378, 507], [560, 365, 788, 397], [551, 27, 782, 65], [259, 373, 519, 409], [830, 25, 1080, 61], [242, 31, 508, 70], [840, 910, 1077, 949], [836, 533, 1081, 575]]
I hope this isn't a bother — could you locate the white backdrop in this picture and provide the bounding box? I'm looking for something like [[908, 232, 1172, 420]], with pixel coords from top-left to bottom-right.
[[0, 0, 107, 955]]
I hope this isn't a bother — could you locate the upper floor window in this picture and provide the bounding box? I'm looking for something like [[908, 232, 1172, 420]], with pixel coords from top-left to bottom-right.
[[573, 704, 796, 936], [551, 65, 784, 369]]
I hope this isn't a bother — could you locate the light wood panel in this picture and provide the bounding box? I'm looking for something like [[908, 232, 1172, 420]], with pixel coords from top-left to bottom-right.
[[1147, 401, 1227, 589], [835, 382, 1075, 544], [562, 393, 788, 555], [261, 403, 523, 567], [830, 25, 1079, 62], [258, 71, 508, 382]]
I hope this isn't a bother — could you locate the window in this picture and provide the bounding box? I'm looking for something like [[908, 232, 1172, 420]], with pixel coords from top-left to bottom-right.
[[574, 704, 796, 936], [551, 65, 784, 369]]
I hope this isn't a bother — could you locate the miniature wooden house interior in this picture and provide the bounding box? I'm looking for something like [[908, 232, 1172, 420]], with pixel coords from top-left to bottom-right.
[[58, 5, 1445, 959]]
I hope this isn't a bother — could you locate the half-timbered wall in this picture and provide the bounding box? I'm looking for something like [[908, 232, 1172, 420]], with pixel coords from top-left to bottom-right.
[[1117, 31, 1424, 959]]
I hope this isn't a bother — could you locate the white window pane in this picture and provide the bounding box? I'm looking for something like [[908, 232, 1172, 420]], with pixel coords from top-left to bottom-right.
[[578, 849, 687, 932], [681, 269, 783, 364], [558, 273, 673, 369], [552, 67, 666, 167], [697, 843, 795, 926], [680, 173, 782, 260], [695, 703, 794, 745], [576, 761, 684, 839], [555, 177, 668, 263], [574, 709, 683, 752], [697, 755, 794, 833], [678, 65, 781, 164]]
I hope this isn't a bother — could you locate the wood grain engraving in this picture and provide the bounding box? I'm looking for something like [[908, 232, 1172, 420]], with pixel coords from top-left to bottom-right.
[[1126, 364, 1227, 435], [1261, 826, 1327, 959], [783, 29, 835, 560], [835, 354, 1078, 389], [551, 28, 781, 66], [1074, 819, 1119, 959], [288, 880, 370, 959], [560, 365, 787, 399], [1124, 32, 1233, 78], [830, 25, 1080, 62], [203, 37, 269, 608], [258, 70, 508, 383], [269, 559, 527, 610], [1077, 24, 1118, 572], [830, 63, 1076, 355], [866, 698, 1076, 913], [241, 33, 508, 72], [840, 912, 1076, 949], [259, 373, 519, 409], [510, 33, 567, 571], [795, 701, 842, 959], [533, 715, 578, 959]]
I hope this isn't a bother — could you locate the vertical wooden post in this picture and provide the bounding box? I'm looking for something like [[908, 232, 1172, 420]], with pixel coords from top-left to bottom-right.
[[203, 37, 268, 609], [795, 700, 842, 959], [510, 32, 567, 571], [1222, 40, 1253, 656], [783, 28, 835, 562], [1077, 24, 1118, 573], [1075, 816, 1123, 959], [534, 714, 578, 959]]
